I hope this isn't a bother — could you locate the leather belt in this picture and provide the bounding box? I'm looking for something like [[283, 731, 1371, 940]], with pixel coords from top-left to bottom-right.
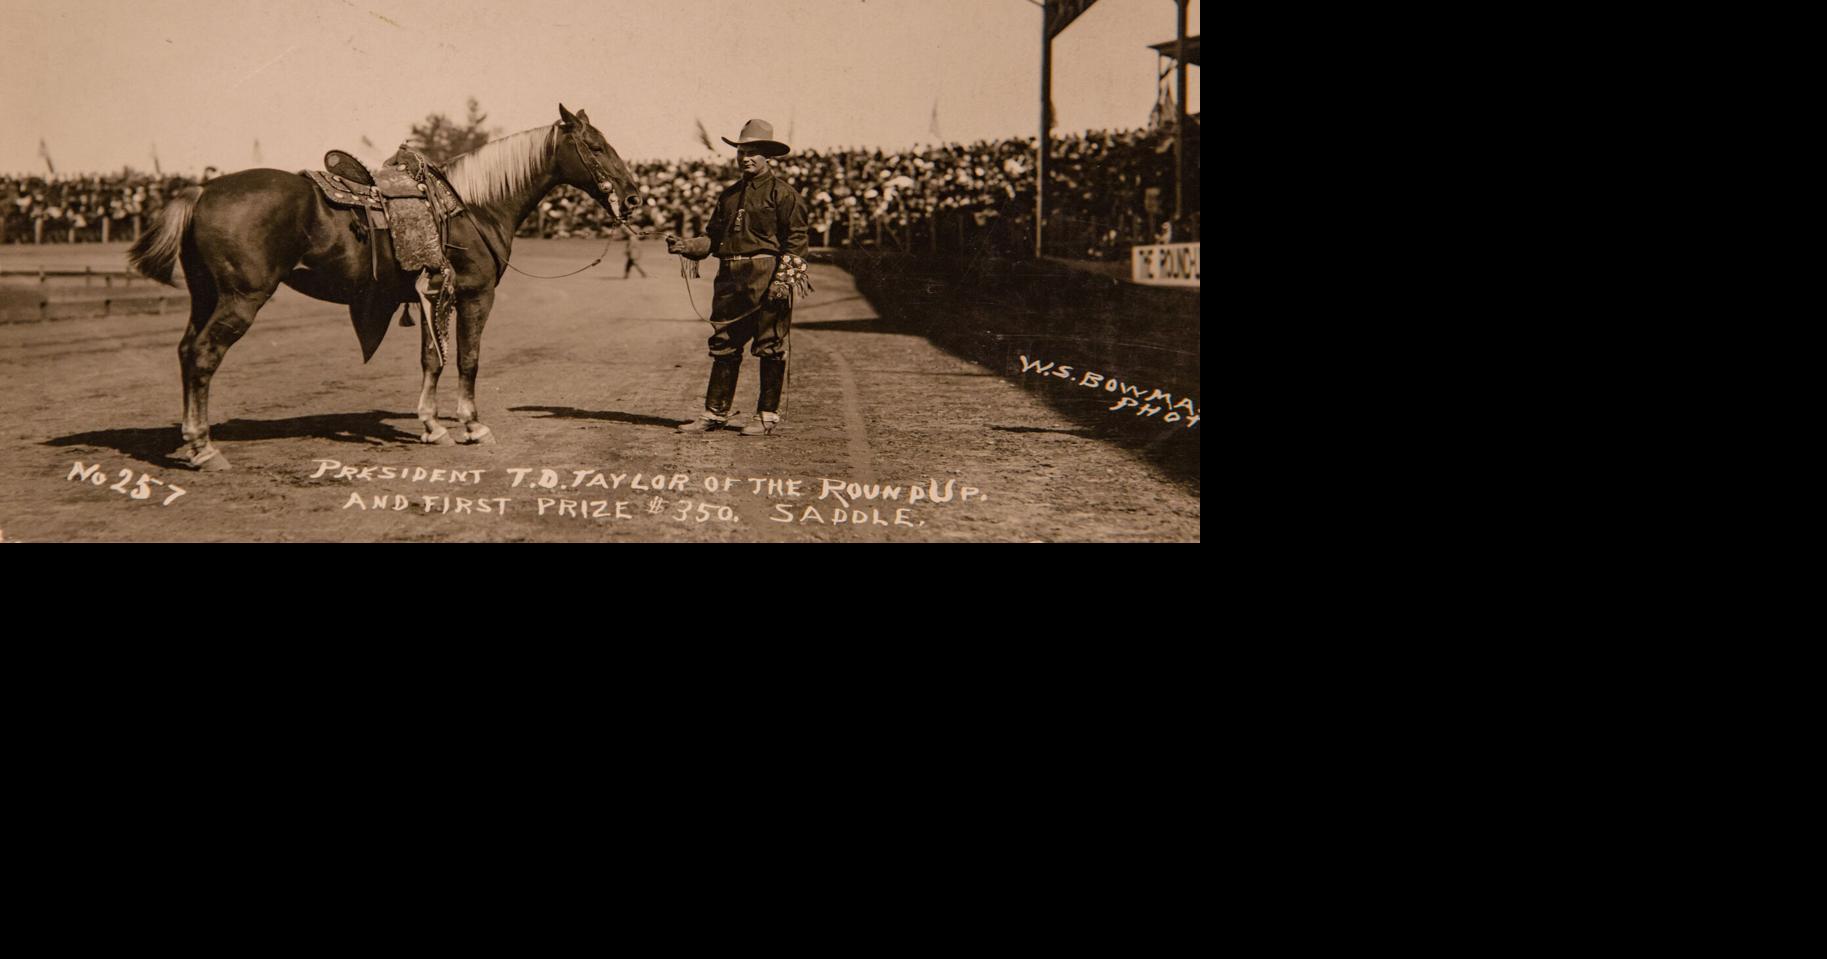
[[719, 253, 777, 261]]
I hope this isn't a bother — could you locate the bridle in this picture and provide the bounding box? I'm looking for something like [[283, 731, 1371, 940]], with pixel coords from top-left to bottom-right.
[[568, 130, 642, 229]]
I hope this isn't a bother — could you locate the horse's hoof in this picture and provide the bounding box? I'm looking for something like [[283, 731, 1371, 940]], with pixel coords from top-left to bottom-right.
[[194, 448, 232, 471], [421, 426, 454, 445], [462, 425, 496, 445]]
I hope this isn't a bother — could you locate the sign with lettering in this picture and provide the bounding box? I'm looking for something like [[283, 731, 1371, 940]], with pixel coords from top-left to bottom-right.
[[1131, 242, 1199, 288]]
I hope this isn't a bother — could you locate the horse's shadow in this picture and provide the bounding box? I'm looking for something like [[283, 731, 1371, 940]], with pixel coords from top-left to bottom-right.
[[44, 410, 422, 466], [510, 405, 682, 429]]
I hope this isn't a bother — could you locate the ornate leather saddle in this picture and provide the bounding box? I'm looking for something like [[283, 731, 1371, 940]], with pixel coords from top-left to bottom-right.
[[305, 146, 466, 363]]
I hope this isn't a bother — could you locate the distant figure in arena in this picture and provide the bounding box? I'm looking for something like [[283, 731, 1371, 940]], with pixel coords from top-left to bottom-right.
[[623, 231, 647, 279], [666, 119, 810, 436]]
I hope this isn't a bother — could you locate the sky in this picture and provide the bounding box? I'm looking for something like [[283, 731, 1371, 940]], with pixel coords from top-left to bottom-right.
[[1, 0, 1199, 175]]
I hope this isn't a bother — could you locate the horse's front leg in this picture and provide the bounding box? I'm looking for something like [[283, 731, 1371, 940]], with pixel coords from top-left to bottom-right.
[[416, 303, 453, 444], [456, 287, 497, 445]]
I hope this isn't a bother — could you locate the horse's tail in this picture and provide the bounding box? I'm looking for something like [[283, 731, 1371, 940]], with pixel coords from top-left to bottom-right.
[[127, 186, 202, 286]]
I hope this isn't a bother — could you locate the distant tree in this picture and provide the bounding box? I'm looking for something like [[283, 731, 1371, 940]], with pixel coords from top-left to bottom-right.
[[406, 97, 499, 165]]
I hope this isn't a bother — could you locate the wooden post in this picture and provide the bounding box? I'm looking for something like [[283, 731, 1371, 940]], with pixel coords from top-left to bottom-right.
[[102, 218, 110, 243], [1174, 0, 1187, 227], [34, 220, 43, 244], [133, 214, 142, 239], [1037, 3, 1050, 259]]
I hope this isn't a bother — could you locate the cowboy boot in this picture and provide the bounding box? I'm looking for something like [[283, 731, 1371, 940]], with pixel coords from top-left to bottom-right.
[[678, 355, 741, 432], [741, 357, 786, 436]]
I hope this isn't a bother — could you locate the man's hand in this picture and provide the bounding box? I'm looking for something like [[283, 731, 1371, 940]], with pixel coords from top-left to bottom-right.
[[666, 235, 713, 260]]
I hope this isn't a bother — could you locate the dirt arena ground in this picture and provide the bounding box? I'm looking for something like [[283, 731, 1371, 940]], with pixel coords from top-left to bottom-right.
[[0, 240, 1200, 542]]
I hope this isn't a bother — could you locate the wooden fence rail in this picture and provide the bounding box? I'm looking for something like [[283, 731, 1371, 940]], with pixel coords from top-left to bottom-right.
[[0, 267, 144, 284]]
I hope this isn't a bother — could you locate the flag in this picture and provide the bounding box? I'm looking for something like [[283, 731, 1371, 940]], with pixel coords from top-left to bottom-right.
[[252, 139, 264, 165], [1148, 82, 1177, 133], [694, 118, 716, 153], [1045, 0, 1099, 39], [150, 143, 162, 176], [38, 137, 55, 175], [929, 99, 941, 141]]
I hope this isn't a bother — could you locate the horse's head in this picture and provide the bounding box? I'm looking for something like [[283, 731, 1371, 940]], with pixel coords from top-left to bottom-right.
[[556, 103, 640, 221]]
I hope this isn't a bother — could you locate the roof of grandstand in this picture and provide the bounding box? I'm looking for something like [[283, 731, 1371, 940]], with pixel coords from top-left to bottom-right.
[[1147, 35, 1201, 66]]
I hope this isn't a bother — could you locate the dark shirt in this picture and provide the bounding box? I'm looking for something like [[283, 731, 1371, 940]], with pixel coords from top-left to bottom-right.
[[707, 167, 809, 259]]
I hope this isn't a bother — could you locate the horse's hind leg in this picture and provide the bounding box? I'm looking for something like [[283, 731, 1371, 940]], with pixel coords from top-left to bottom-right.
[[174, 253, 219, 466], [455, 288, 496, 444], [416, 305, 453, 444], [178, 289, 269, 470], [167, 169, 311, 469]]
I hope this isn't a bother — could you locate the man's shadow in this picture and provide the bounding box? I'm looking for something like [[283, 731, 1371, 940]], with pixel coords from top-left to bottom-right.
[[510, 406, 682, 429], [44, 410, 423, 466]]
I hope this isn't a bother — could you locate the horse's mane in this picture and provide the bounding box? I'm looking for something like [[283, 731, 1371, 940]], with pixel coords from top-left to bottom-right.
[[443, 125, 556, 206]]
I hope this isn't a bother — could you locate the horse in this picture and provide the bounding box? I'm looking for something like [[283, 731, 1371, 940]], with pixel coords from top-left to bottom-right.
[[127, 103, 641, 470]]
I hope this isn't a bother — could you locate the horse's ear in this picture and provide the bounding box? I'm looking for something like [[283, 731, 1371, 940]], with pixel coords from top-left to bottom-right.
[[576, 108, 591, 126], [558, 103, 578, 129]]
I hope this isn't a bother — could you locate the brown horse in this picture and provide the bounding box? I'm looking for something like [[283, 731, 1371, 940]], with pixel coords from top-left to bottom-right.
[[128, 103, 640, 470]]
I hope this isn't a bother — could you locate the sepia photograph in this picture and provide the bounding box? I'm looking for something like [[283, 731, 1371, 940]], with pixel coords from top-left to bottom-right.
[[0, 0, 1200, 543]]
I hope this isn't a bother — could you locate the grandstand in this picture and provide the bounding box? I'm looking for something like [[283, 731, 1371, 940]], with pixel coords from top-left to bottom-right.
[[5, 126, 1189, 266], [4, 121, 1196, 333], [1, 172, 205, 245]]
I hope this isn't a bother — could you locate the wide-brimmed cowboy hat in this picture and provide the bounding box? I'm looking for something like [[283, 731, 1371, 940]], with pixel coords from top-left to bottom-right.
[[722, 119, 790, 157]]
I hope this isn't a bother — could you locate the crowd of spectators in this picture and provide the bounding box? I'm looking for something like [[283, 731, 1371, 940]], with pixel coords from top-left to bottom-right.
[[7, 126, 1197, 260], [2, 172, 207, 244], [535, 125, 1198, 259]]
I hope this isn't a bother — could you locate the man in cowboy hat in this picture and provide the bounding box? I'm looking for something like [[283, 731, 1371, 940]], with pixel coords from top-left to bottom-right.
[[667, 119, 810, 435]]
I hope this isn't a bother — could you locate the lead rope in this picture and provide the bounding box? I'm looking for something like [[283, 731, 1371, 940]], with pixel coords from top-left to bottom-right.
[[503, 233, 617, 279], [680, 253, 707, 321], [492, 215, 706, 329]]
